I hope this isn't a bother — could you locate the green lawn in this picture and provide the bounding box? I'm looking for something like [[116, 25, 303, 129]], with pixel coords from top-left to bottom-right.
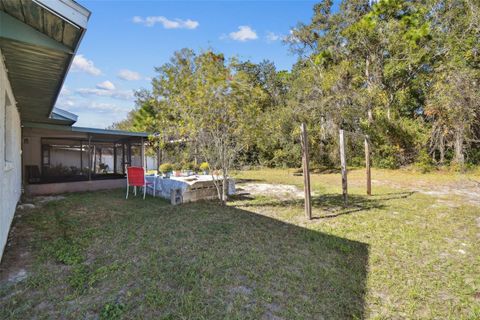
[[0, 168, 479, 319]]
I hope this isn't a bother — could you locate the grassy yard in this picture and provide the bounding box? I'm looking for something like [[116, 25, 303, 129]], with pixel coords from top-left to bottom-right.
[[0, 168, 479, 319]]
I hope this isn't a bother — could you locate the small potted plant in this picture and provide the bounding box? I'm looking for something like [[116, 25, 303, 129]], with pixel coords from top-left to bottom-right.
[[173, 163, 182, 177], [159, 163, 173, 178], [199, 162, 209, 175], [182, 162, 195, 176]]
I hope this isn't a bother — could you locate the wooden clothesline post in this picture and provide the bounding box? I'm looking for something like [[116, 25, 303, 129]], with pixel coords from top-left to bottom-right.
[[339, 129, 348, 205], [300, 123, 312, 220], [365, 135, 372, 196]]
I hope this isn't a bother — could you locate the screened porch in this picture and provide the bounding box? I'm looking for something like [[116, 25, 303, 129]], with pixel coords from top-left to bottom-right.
[[22, 124, 151, 186]]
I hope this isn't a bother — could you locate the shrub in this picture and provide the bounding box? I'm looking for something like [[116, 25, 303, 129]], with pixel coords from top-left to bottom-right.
[[267, 147, 301, 168], [415, 149, 434, 173], [373, 145, 402, 169], [350, 156, 365, 168], [159, 163, 173, 173], [199, 162, 210, 171], [182, 162, 196, 171], [172, 163, 182, 171]]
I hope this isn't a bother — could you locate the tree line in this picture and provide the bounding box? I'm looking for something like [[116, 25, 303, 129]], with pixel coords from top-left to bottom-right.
[[112, 0, 479, 173]]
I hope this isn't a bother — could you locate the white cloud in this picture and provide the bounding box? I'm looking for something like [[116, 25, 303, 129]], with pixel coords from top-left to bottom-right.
[[286, 29, 301, 43], [56, 97, 76, 110], [60, 86, 72, 96], [118, 69, 141, 81], [71, 54, 101, 76], [266, 31, 284, 43], [76, 88, 134, 100], [96, 80, 116, 91], [229, 26, 258, 42], [86, 102, 125, 113], [132, 16, 199, 29]]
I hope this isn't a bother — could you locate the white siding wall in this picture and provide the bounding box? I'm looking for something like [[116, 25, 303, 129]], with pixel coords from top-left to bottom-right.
[[0, 49, 22, 262]]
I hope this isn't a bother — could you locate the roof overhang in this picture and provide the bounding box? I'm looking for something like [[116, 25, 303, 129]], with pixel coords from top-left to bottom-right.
[[50, 107, 78, 125], [23, 121, 150, 143], [0, 0, 90, 124]]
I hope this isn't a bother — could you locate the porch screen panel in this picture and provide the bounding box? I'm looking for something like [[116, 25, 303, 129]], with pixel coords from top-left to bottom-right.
[[94, 143, 114, 174], [131, 145, 142, 167], [41, 138, 87, 181]]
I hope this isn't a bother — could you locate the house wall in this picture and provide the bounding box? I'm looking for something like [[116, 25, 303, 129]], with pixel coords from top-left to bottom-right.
[[0, 49, 22, 262]]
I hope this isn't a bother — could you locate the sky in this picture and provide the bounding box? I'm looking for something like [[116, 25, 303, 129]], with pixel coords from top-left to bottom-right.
[[57, 0, 322, 128]]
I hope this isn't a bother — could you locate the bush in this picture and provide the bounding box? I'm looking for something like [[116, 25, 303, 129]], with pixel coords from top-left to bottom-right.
[[182, 162, 196, 171], [365, 116, 429, 167], [350, 156, 365, 168], [373, 145, 402, 169], [159, 163, 173, 173], [172, 163, 182, 171], [199, 162, 210, 171], [266, 147, 301, 168], [415, 149, 434, 173]]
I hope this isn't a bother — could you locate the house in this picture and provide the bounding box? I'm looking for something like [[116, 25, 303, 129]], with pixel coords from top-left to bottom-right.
[[0, 0, 154, 261]]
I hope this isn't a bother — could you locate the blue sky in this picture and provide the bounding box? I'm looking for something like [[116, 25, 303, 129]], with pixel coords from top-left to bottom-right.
[[58, 0, 321, 128]]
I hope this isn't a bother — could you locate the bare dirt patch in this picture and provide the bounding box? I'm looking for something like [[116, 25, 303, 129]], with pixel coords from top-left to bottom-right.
[[1, 195, 67, 287], [238, 183, 304, 200], [375, 178, 480, 207]]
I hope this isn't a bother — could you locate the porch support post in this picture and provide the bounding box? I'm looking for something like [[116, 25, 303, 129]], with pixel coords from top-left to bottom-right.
[[339, 129, 348, 205], [127, 142, 132, 169], [80, 140, 83, 172], [122, 143, 126, 174], [113, 143, 117, 174], [92, 145, 97, 175], [87, 135, 92, 181], [141, 137, 145, 169], [156, 145, 161, 175]]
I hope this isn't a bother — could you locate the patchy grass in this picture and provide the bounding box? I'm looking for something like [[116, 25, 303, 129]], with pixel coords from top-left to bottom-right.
[[0, 168, 479, 319], [232, 168, 480, 318]]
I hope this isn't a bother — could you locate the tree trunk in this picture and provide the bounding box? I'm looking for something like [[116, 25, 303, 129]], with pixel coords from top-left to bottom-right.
[[222, 166, 228, 205], [365, 58, 373, 123], [368, 108, 373, 123], [454, 126, 465, 166], [220, 140, 228, 205], [439, 131, 445, 165], [386, 93, 393, 121]]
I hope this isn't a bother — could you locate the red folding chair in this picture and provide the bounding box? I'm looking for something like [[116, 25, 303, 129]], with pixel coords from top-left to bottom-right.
[[126, 166, 155, 199]]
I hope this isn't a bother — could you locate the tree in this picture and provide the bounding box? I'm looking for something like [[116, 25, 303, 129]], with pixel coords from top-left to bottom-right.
[[425, 0, 480, 166], [151, 50, 266, 203]]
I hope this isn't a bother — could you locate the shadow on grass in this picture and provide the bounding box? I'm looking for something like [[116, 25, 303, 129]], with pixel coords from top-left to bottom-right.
[[232, 191, 415, 219], [233, 178, 266, 184], [1, 190, 369, 319]]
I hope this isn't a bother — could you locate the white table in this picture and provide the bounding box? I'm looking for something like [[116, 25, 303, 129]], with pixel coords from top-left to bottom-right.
[[145, 175, 235, 202]]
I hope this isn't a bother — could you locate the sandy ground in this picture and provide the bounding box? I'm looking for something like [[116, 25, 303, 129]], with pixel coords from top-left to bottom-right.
[[372, 178, 480, 207], [238, 183, 305, 199], [239, 177, 480, 206]]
